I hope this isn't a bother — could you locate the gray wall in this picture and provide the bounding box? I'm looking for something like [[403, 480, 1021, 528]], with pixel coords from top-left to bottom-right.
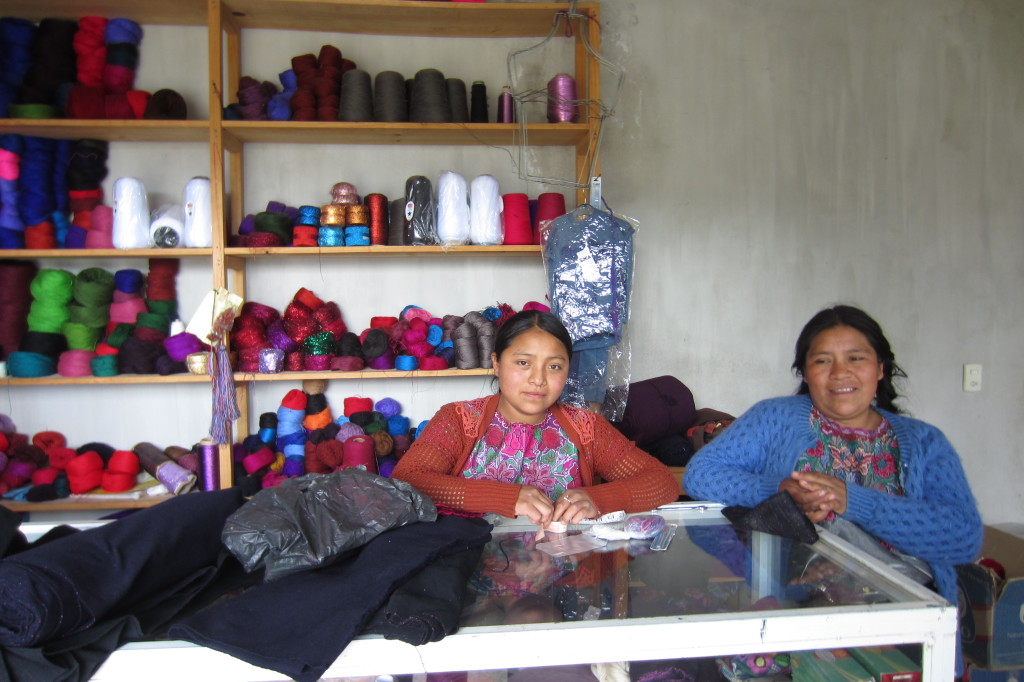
[[597, 0, 1023, 525]]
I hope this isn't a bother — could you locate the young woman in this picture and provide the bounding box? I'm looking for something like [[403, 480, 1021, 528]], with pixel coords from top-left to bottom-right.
[[391, 310, 680, 527]]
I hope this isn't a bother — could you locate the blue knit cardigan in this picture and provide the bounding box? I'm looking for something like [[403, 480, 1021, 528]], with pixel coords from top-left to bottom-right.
[[684, 394, 982, 618]]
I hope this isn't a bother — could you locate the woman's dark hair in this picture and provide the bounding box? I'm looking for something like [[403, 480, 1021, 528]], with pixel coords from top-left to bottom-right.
[[792, 305, 907, 413], [494, 310, 573, 360]]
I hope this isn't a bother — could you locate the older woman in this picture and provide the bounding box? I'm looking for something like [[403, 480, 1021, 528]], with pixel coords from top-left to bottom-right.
[[684, 304, 981, 672]]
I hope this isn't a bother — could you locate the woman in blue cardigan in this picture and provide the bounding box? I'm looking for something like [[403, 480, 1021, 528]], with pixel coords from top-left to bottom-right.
[[684, 305, 981, 670]]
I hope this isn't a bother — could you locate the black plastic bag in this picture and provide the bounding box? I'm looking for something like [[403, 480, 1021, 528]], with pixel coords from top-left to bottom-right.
[[222, 468, 436, 581]]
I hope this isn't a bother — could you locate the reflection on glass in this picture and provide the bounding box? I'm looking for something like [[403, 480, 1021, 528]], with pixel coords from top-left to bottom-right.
[[459, 521, 894, 628]]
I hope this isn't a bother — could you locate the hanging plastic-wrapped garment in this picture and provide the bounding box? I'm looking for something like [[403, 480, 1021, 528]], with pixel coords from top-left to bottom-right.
[[542, 203, 637, 419]]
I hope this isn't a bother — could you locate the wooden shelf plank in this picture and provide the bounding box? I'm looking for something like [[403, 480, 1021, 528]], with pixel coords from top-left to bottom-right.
[[0, 248, 214, 259], [1, 369, 492, 386], [1, 375, 210, 386], [0, 0, 208, 25], [0, 119, 210, 143], [224, 245, 541, 256], [221, 121, 589, 146], [221, 0, 598, 37]]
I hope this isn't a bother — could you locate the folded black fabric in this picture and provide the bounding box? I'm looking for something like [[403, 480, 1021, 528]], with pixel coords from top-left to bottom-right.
[[0, 550, 254, 682], [722, 491, 819, 544], [363, 542, 485, 645], [0, 487, 245, 648], [0, 611, 146, 682], [169, 514, 492, 682]]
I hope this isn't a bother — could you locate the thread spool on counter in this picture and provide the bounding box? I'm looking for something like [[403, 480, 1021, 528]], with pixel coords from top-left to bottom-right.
[[196, 438, 221, 491]]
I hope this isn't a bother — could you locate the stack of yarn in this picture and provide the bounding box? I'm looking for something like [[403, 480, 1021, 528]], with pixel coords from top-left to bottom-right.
[[227, 298, 549, 374], [64, 139, 111, 248], [0, 260, 37, 361], [235, 385, 420, 490], [5, 260, 204, 378], [229, 288, 349, 374], [0, 415, 193, 503], [7, 268, 74, 377]]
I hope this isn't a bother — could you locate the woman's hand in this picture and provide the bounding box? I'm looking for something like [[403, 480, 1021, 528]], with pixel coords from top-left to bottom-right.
[[515, 485, 555, 526], [780, 471, 848, 523], [552, 489, 598, 525]]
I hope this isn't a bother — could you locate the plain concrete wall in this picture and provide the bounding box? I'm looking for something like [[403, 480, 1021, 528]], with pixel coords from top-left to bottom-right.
[[597, 0, 1024, 525]]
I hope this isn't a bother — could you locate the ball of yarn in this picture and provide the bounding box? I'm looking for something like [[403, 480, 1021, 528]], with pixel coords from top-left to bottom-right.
[[374, 397, 401, 419], [334, 421, 364, 442]]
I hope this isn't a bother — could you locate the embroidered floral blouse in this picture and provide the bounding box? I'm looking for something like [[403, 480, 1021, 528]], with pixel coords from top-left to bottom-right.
[[461, 410, 582, 501], [795, 406, 904, 503]]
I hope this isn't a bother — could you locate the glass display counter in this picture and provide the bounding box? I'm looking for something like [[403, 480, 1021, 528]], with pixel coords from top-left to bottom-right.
[[83, 503, 956, 681]]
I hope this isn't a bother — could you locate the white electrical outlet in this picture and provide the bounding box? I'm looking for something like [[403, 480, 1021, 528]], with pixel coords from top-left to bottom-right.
[[963, 363, 982, 392]]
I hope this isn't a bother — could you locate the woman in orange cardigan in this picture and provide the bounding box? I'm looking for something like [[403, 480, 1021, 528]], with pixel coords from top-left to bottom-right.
[[391, 310, 679, 527]]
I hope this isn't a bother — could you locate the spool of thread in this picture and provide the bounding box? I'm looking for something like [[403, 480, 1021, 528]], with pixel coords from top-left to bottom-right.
[[470, 175, 503, 245], [447, 78, 469, 122], [388, 198, 406, 245], [535, 191, 567, 242], [112, 177, 151, 249], [149, 204, 185, 248], [365, 193, 389, 245], [470, 81, 489, 123], [403, 175, 436, 245], [501, 193, 532, 245], [186, 351, 208, 375], [331, 182, 360, 205], [546, 73, 580, 123], [409, 68, 451, 123], [339, 69, 373, 122], [373, 70, 408, 122], [435, 171, 470, 246], [496, 85, 514, 123], [182, 176, 212, 247], [258, 347, 284, 373], [346, 204, 369, 226], [318, 226, 345, 246], [196, 438, 221, 492], [320, 203, 346, 226], [342, 434, 377, 474], [133, 441, 196, 494], [344, 225, 370, 246]]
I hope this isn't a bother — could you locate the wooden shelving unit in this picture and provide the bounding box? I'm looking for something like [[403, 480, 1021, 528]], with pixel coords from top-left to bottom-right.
[[0, 0, 601, 511]]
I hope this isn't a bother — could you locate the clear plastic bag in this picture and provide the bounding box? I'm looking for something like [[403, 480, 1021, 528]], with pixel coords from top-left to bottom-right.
[[541, 203, 637, 420]]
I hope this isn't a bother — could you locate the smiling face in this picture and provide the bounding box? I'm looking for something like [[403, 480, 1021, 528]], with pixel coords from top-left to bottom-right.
[[491, 326, 570, 424], [802, 325, 885, 429]]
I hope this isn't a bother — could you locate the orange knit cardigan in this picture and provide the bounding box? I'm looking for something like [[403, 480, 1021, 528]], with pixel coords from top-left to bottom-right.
[[391, 394, 680, 518]]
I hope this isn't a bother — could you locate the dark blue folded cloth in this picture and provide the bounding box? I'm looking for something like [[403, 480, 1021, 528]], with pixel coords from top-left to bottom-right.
[[169, 514, 492, 682], [0, 487, 245, 648]]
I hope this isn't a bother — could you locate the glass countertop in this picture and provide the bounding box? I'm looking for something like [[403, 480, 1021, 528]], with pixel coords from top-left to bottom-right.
[[462, 503, 944, 629]]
